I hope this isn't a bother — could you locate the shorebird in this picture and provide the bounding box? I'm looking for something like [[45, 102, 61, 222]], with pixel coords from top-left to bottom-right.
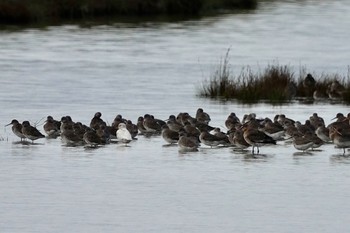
[[178, 132, 199, 152], [309, 113, 325, 129], [229, 130, 250, 150], [61, 124, 84, 146], [196, 108, 211, 124], [90, 112, 105, 130], [83, 128, 102, 147], [143, 114, 162, 134], [116, 123, 132, 145], [166, 115, 183, 132], [292, 133, 314, 152], [60, 116, 74, 133], [126, 120, 138, 139], [43, 116, 61, 138], [295, 121, 314, 135], [5, 119, 26, 141], [21, 121, 45, 144], [96, 123, 111, 144], [330, 127, 350, 154], [189, 118, 215, 133], [199, 129, 227, 148], [161, 124, 179, 145], [242, 121, 276, 154], [225, 112, 241, 131], [212, 128, 230, 145], [315, 124, 331, 143], [260, 119, 285, 140], [112, 114, 125, 129], [136, 116, 148, 135], [177, 112, 195, 126], [276, 114, 295, 127], [327, 80, 345, 100], [303, 73, 316, 97]]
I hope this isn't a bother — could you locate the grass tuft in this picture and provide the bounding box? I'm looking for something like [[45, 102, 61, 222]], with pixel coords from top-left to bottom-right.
[[199, 49, 350, 104]]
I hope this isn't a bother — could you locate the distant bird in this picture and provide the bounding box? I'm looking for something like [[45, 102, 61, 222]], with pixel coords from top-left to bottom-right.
[[21, 121, 45, 144], [196, 108, 211, 124], [330, 127, 350, 154], [315, 124, 331, 143], [90, 112, 105, 130], [327, 80, 345, 100], [6, 119, 26, 141], [60, 116, 74, 133], [242, 121, 276, 154], [83, 128, 101, 147], [259, 119, 285, 141], [143, 114, 162, 134], [199, 130, 227, 148], [303, 73, 316, 97], [291, 133, 314, 152], [116, 123, 132, 145], [43, 116, 61, 138], [112, 114, 125, 129], [178, 132, 199, 152], [96, 123, 111, 144], [212, 128, 230, 145], [166, 115, 183, 132], [225, 112, 241, 131], [161, 124, 179, 145], [61, 124, 84, 146], [309, 113, 325, 129], [177, 112, 195, 125], [229, 130, 250, 150], [126, 120, 138, 139]]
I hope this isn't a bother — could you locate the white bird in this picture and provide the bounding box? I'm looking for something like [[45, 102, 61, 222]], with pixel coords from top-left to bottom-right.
[[117, 123, 132, 146]]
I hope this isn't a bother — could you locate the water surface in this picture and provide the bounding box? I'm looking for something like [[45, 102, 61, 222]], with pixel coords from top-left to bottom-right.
[[1, 1, 350, 232]]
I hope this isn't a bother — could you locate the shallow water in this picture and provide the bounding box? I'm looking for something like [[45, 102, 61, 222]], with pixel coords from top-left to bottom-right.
[[1, 1, 350, 232]]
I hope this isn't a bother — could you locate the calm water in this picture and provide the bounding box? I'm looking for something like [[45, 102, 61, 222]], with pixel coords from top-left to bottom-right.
[[1, 1, 350, 232]]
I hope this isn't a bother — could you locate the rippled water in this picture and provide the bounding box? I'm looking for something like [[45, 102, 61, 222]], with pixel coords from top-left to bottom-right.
[[1, 1, 350, 232]]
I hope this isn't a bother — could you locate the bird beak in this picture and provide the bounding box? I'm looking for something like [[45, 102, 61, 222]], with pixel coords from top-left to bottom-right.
[[5, 123, 11, 127]]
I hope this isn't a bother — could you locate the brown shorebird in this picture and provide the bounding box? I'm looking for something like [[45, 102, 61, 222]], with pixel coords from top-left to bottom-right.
[[61, 124, 84, 146], [136, 116, 148, 135], [126, 120, 138, 139], [178, 132, 199, 152], [292, 133, 314, 152], [199, 129, 228, 148], [21, 121, 45, 144], [303, 73, 316, 97], [43, 116, 61, 138], [315, 124, 331, 143], [90, 112, 105, 130], [229, 130, 250, 150], [196, 108, 211, 124], [242, 121, 276, 154], [143, 114, 162, 134], [83, 128, 102, 147], [225, 112, 241, 131], [330, 127, 350, 154], [6, 119, 26, 141], [260, 119, 285, 141], [166, 115, 183, 132], [161, 124, 179, 145]]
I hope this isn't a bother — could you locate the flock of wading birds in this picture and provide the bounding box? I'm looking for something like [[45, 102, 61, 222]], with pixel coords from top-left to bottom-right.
[[4, 108, 350, 154]]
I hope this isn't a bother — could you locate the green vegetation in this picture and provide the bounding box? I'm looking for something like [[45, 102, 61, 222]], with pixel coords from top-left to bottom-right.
[[0, 0, 257, 25], [199, 49, 350, 104]]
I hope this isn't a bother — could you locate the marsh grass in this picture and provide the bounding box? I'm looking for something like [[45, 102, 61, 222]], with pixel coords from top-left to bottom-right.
[[199, 50, 350, 104]]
